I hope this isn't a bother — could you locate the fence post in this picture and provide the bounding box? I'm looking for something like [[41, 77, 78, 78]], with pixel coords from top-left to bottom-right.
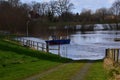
[[58, 45, 60, 56], [117, 49, 119, 63], [30, 40, 32, 47], [33, 41, 35, 48], [46, 43, 49, 53], [105, 49, 108, 58], [28, 40, 30, 47], [23, 39, 25, 45], [113, 49, 116, 62], [31, 41, 33, 47], [112, 49, 114, 60], [37, 42, 39, 50], [66, 46, 67, 58], [42, 43, 44, 51], [26, 40, 28, 46], [116, 49, 119, 63]]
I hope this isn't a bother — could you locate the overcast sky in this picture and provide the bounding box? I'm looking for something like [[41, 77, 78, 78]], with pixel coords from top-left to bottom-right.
[[20, 0, 115, 13]]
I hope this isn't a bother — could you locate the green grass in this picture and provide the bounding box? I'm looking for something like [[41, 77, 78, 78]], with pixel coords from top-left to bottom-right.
[[0, 36, 108, 80], [39, 61, 85, 80], [0, 39, 71, 80], [0, 40, 71, 62], [84, 61, 108, 80], [0, 50, 60, 80]]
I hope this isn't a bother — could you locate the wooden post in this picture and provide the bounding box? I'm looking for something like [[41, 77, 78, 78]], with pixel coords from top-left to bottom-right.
[[37, 42, 39, 50], [114, 49, 116, 62], [58, 45, 60, 56], [30, 40, 32, 47], [29, 40, 31, 47], [46, 43, 49, 53], [26, 39, 28, 46], [31, 41, 33, 47], [113, 49, 114, 61], [105, 49, 108, 58], [33, 41, 35, 48], [26, 40, 28, 46], [23, 39, 25, 45], [32, 41, 34, 47], [117, 49, 119, 63], [28, 40, 30, 47], [42, 43, 44, 51], [66, 46, 67, 58], [116, 49, 119, 63]]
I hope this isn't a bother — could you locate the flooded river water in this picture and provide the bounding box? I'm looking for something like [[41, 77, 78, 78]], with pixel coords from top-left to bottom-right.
[[22, 30, 120, 60]]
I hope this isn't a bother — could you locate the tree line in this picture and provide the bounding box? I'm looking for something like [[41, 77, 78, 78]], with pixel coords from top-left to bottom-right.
[[0, 0, 120, 35]]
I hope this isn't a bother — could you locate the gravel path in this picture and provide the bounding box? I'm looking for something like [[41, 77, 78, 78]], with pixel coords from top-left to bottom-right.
[[71, 61, 93, 80], [23, 61, 93, 80], [23, 62, 72, 80]]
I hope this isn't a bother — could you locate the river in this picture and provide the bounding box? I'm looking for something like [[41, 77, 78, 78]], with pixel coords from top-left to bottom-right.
[[21, 30, 120, 60]]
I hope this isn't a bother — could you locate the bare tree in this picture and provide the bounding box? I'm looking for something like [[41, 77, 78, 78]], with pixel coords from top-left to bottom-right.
[[111, 0, 120, 29], [8, 0, 20, 7], [48, 1, 58, 16], [32, 2, 49, 16], [56, 0, 74, 16], [111, 0, 120, 16], [95, 8, 108, 22], [80, 9, 93, 23], [0, 0, 30, 34], [32, 2, 40, 13]]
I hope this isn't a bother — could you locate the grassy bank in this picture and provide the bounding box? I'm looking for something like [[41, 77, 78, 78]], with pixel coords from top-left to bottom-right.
[[0, 36, 108, 80], [0, 39, 71, 80], [84, 61, 108, 80]]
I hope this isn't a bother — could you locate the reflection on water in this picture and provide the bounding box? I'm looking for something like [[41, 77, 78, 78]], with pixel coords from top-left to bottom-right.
[[63, 30, 120, 60], [71, 31, 120, 44]]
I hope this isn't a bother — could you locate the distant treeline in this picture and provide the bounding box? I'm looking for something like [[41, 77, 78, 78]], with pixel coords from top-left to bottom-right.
[[0, 0, 120, 36]]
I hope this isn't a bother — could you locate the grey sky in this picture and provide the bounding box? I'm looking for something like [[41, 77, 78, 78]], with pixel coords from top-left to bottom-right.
[[20, 0, 115, 13]]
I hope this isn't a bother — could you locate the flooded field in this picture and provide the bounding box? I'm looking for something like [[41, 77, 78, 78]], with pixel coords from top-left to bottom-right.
[[21, 30, 120, 60]]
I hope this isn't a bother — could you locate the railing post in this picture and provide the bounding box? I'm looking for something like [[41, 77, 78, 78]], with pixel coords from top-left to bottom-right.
[[117, 49, 119, 63], [33, 41, 35, 47], [37, 42, 39, 50], [58, 45, 60, 56], [26, 40, 28, 46], [66, 46, 67, 57], [112, 49, 114, 60], [46, 43, 49, 53], [113, 49, 115, 61], [31, 41, 33, 47], [28, 40, 30, 47], [42, 43, 44, 51], [105, 49, 108, 58], [116, 49, 119, 63], [30, 40, 32, 47], [23, 39, 25, 45]]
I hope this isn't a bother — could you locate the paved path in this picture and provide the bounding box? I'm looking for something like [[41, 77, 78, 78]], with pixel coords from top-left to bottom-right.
[[71, 61, 93, 80]]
